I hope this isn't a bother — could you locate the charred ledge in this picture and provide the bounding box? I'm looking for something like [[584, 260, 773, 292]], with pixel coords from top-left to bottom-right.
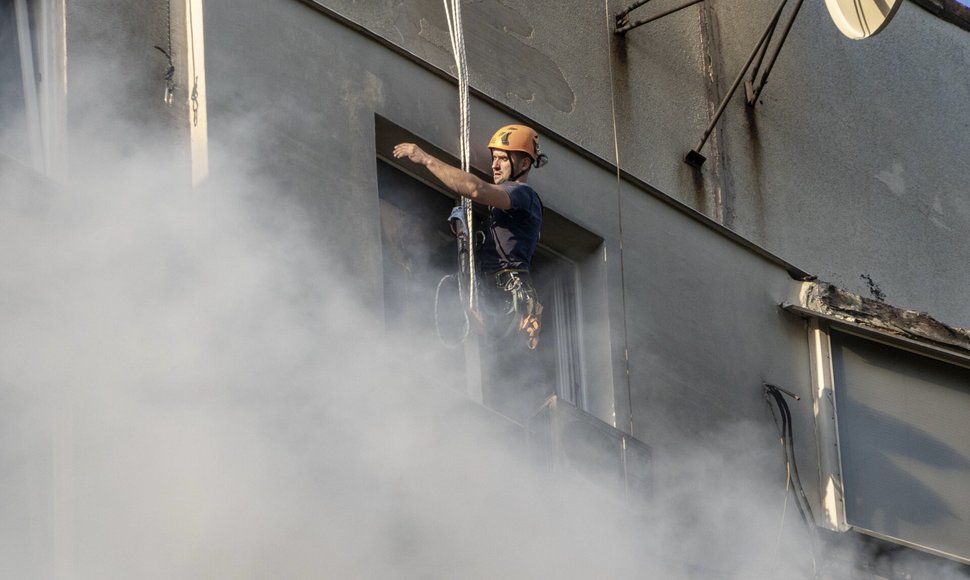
[[786, 282, 970, 360]]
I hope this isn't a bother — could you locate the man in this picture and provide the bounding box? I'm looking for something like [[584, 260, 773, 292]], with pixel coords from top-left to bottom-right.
[[392, 124, 547, 348]]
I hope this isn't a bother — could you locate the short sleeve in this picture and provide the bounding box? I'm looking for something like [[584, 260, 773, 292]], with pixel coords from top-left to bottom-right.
[[503, 183, 536, 211]]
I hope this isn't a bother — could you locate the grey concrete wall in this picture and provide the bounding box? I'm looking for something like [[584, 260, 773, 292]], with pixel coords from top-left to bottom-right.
[[707, 0, 970, 328], [66, 0, 189, 175], [312, 0, 970, 330], [12, 0, 965, 571], [202, 0, 822, 511], [620, 177, 813, 447]]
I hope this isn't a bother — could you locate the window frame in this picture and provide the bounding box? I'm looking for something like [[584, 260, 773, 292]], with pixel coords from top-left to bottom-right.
[[374, 115, 606, 419], [0, 0, 67, 175], [788, 302, 970, 564]]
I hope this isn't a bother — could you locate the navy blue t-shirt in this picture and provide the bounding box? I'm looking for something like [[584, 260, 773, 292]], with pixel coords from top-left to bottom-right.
[[480, 182, 542, 274]]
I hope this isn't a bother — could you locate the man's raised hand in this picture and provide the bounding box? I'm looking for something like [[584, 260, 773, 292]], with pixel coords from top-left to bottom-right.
[[392, 143, 430, 166]]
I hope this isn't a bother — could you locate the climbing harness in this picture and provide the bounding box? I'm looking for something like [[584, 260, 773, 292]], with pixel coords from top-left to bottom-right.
[[434, 250, 545, 350], [491, 269, 544, 350]]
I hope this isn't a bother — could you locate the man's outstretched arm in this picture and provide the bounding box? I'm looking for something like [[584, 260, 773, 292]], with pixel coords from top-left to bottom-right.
[[392, 143, 511, 209]]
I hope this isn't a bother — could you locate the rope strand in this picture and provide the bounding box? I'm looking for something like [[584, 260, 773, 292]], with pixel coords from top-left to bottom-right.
[[442, 0, 477, 316]]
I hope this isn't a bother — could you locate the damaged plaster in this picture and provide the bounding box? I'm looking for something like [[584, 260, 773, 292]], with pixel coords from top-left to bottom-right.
[[408, 0, 575, 113], [802, 282, 970, 353], [875, 162, 949, 231]]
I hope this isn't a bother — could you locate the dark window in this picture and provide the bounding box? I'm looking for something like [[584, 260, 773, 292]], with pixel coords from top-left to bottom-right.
[[377, 159, 588, 422], [377, 159, 468, 385]]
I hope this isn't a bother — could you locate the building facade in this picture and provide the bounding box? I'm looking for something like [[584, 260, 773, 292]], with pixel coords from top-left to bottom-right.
[[2, 0, 969, 578]]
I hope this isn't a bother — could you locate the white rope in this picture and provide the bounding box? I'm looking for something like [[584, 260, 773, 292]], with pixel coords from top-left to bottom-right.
[[442, 0, 478, 314], [435, 274, 470, 348], [443, 0, 470, 171]]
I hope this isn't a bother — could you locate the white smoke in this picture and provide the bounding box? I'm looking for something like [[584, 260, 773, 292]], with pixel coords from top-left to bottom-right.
[[0, 60, 966, 580], [0, 137, 812, 580]]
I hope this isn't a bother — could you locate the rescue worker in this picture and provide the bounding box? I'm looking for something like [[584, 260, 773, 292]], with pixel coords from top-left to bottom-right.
[[392, 124, 547, 348]]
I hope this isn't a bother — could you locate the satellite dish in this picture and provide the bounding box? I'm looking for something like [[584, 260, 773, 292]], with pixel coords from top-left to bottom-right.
[[825, 0, 904, 39]]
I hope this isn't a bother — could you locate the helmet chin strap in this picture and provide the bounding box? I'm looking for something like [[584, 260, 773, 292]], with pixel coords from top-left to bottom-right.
[[509, 152, 530, 182]]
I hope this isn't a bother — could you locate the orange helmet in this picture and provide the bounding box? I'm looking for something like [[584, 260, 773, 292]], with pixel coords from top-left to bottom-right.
[[488, 125, 547, 168]]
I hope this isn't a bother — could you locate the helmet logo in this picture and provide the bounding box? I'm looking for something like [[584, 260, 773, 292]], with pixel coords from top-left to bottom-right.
[[500, 131, 512, 146]]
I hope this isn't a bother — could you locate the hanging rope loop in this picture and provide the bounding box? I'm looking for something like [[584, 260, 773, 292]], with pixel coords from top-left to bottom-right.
[[438, 0, 479, 345]]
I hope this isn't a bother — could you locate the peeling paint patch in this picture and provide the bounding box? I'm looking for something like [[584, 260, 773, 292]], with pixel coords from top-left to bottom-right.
[[875, 162, 906, 197], [417, 17, 449, 49], [341, 71, 385, 121], [409, 0, 575, 113], [875, 161, 951, 231], [923, 194, 949, 230]]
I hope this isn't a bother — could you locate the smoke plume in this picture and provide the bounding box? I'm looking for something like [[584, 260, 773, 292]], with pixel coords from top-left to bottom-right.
[[0, 50, 966, 580]]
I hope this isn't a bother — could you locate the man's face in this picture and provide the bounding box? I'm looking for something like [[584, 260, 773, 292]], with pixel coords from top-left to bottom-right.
[[491, 150, 513, 184]]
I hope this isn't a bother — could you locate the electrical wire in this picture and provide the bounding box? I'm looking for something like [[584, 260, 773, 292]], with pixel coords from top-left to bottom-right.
[[769, 461, 793, 575], [604, 0, 636, 435], [154, 0, 175, 105], [187, 0, 201, 126], [764, 384, 823, 579]]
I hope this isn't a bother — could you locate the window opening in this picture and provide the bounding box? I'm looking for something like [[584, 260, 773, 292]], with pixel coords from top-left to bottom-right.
[[377, 159, 468, 387], [377, 159, 588, 420]]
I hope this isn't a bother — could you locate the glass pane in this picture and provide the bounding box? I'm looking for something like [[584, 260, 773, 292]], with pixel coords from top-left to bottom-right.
[[531, 251, 583, 407], [832, 331, 970, 560]]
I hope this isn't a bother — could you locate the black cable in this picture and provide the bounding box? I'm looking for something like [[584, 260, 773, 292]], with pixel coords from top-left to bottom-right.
[[771, 387, 815, 526], [764, 384, 823, 578], [154, 46, 175, 78], [154, 0, 175, 104]]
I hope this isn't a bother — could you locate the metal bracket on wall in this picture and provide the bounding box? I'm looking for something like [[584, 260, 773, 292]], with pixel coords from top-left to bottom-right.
[[684, 0, 805, 168], [614, 0, 707, 35]]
